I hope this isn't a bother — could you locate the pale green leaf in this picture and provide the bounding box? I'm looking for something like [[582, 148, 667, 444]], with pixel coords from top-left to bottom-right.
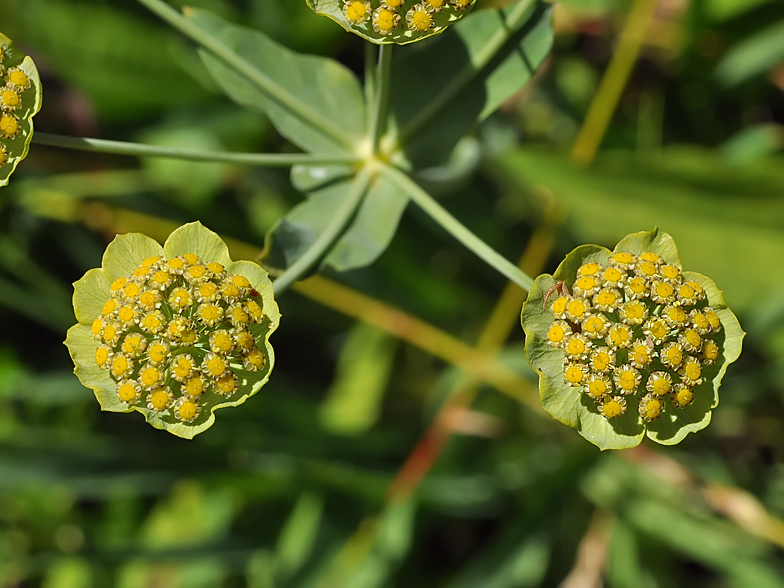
[[189, 9, 364, 153]]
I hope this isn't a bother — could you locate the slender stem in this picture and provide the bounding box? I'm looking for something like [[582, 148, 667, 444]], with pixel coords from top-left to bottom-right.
[[273, 168, 373, 294], [292, 275, 538, 406], [135, 0, 355, 152], [364, 43, 376, 133], [400, 0, 536, 141], [370, 44, 392, 154], [33, 133, 360, 167], [379, 163, 534, 291], [570, 0, 658, 166]]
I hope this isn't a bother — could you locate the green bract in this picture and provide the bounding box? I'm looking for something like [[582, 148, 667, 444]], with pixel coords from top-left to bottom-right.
[[307, 0, 477, 45], [0, 32, 43, 187], [65, 222, 281, 439], [521, 229, 744, 451]]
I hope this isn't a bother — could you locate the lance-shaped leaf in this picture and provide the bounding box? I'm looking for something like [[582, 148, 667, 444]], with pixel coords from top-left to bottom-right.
[[187, 9, 365, 154], [521, 228, 744, 451], [0, 33, 43, 187], [263, 173, 408, 274], [307, 0, 478, 45], [389, 0, 554, 167]]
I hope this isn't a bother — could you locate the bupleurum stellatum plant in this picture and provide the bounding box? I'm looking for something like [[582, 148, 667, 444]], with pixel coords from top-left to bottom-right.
[[522, 229, 744, 450], [65, 222, 280, 438], [311, 0, 477, 44], [0, 33, 42, 187]]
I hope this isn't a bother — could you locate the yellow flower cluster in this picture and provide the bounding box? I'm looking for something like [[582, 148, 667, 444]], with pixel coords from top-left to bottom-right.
[[0, 49, 31, 165], [342, 0, 470, 36], [92, 254, 268, 423], [545, 252, 722, 421]]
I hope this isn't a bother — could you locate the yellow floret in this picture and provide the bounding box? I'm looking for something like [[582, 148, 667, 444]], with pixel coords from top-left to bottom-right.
[[140, 366, 162, 388], [9, 70, 28, 87], [95, 346, 110, 368], [564, 365, 585, 384], [1, 89, 20, 108], [102, 298, 117, 316], [579, 263, 601, 276], [0, 114, 18, 137], [551, 296, 568, 315], [177, 400, 199, 421], [117, 382, 139, 403]]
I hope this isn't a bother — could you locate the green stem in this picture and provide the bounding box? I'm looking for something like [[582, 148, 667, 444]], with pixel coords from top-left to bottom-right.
[[380, 163, 534, 291], [273, 167, 373, 294], [364, 43, 376, 132], [570, 0, 658, 166], [400, 0, 537, 142], [370, 44, 392, 154], [33, 133, 360, 166], [135, 0, 355, 152]]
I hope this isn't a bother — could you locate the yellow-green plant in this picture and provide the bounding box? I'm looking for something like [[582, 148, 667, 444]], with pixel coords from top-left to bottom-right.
[[65, 222, 280, 438], [522, 229, 744, 450], [0, 33, 41, 187]]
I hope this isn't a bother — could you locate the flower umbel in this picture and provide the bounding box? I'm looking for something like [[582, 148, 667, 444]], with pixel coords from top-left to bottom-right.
[[521, 229, 744, 450], [310, 0, 477, 44], [65, 222, 280, 439]]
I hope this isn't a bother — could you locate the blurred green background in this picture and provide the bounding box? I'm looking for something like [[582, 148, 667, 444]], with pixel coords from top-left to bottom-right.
[[0, 0, 783, 586]]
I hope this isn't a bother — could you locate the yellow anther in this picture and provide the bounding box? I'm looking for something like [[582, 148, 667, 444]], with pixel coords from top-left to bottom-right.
[[149, 388, 172, 411], [244, 349, 266, 371], [579, 263, 601, 276], [566, 338, 585, 356], [1, 89, 20, 108], [117, 381, 139, 403], [551, 296, 568, 315], [660, 265, 680, 280], [0, 114, 18, 137], [111, 355, 132, 378], [102, 298, 117, 316], [639, 252, 661, 263], [246, 300, 264, 322], [564, 365, 584, 384], [177, 400, 199, 421], [95, 346, 110, 367], [123, 282, 141, 299], [166, 257, 185, 271], [216, 373, 239, 396], [142, 256, 161, 267], [140, 366, 162, 388], [547, 324, 565, 343], [184, 376, 208, 396]]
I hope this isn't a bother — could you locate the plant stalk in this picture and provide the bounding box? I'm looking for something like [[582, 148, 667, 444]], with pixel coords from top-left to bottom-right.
[[33, 133, 360, 166], [370, 44, 393, 154], [273, 167, 373, 294], [380, 163, 534, 291], [135, 0, 355, 152]]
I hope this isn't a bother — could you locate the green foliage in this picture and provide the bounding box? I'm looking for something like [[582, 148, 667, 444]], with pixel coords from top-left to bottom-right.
[[1, 0, 783, 585]]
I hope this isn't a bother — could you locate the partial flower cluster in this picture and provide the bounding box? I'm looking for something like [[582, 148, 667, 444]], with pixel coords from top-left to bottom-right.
[[0, 48, 31, 166], [545, 251, 722, 422], [342, 0, 472, 36], [92, 253, 268, 424]]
